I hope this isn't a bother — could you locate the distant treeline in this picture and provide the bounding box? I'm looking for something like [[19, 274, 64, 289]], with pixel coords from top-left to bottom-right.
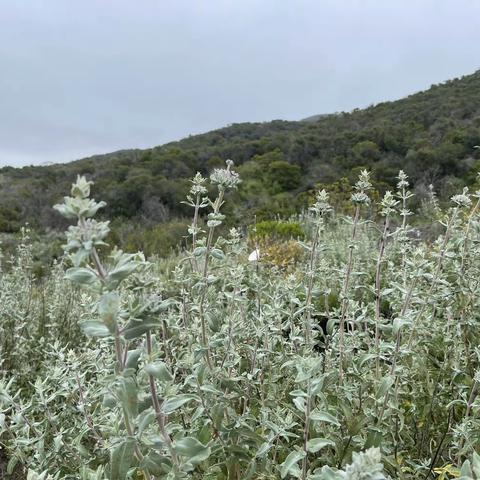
[[1, 70, 480, 257]]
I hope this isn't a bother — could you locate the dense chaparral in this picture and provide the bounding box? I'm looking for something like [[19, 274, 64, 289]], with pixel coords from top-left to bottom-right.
[[1, 161, 480, 479]]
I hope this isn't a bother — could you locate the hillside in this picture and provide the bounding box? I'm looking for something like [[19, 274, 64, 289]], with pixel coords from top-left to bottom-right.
[[1, 70, 480, 254]]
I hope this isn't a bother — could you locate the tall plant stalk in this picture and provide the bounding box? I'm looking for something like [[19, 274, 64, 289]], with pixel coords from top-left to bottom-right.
[[338, 204, 359, 380], [374, 191, 398, 378], [304, 190, 331, 348], [197, 160, 240, 368], [339, 170, 372, 380]]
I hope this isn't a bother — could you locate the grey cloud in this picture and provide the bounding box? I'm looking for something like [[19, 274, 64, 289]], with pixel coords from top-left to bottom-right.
[[1, 0, 479, 166]]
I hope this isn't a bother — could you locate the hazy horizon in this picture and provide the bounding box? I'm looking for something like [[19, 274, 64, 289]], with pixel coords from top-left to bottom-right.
[[1, 0, 480, 167]]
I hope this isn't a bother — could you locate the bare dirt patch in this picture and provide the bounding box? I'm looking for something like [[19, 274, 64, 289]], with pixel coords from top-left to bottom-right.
[[0, 449, 25, 480]]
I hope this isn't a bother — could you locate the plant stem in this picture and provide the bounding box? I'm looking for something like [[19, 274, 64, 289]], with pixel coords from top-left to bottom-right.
[[301, 381, 312, 480], [76, 374, 104, 447], [191, 191, 202, 273], [146, 331, 178, 466], [339, 205, 360, 381], [198, 187, 226, 369], [304, 222, 321, 348], [374, 216, 389, 379], [82, 219, 147, 470]]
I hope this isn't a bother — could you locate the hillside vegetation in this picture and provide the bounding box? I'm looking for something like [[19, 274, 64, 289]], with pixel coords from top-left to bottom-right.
[[1, 71, 480, 258]]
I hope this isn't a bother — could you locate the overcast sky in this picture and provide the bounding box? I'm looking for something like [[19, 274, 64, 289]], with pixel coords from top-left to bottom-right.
[[1, 0, 479, 167]]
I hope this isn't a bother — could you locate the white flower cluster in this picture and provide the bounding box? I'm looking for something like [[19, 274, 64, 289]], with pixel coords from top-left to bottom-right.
[[351, 170, 372, 205], [207, 212, 226, 228], [189, 172, 208, 196], [183, 172, 209, 209], [310, 189, 332, 216], [380, 191, 399, 216], [396, 170, 413, 218], [351, 192, 370, 204], [451, 187, 472, 208], [344, 447, 388, 480], [64, 219, 110, 265], [54, 175, 106, 220], [210, 159, 241, 190], [396, 170, 409, 189]]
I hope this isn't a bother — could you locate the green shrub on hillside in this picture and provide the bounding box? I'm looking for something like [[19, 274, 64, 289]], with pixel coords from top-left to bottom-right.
[[252, 220, 305, 241]]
